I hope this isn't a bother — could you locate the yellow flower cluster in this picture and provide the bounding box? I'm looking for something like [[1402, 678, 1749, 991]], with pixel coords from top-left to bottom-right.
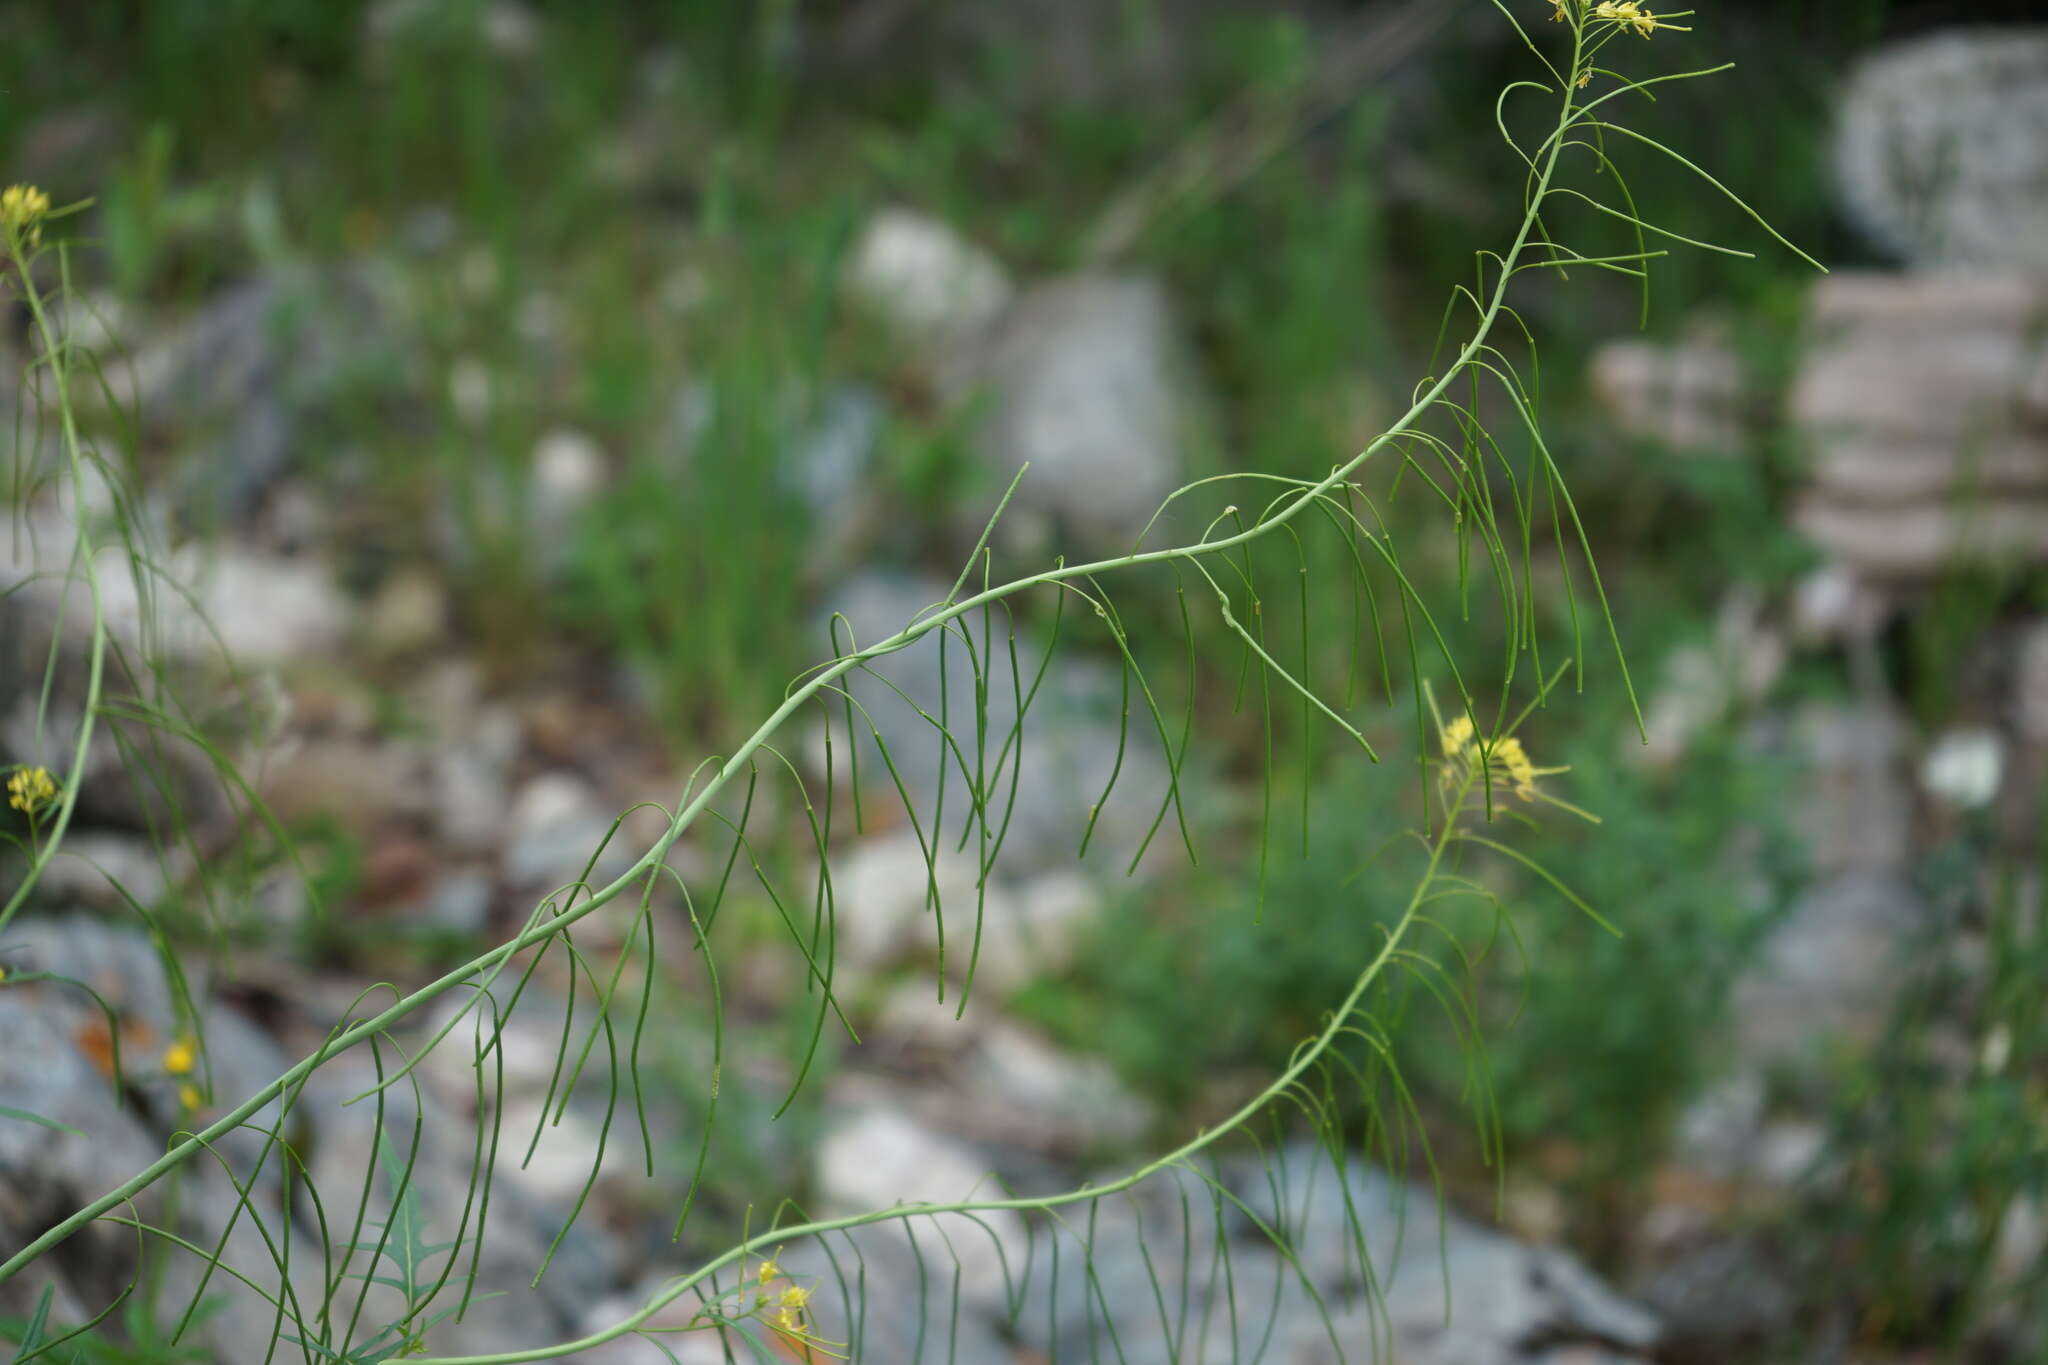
[[1594, 0, 1664, 37], [1439, 716, 1561, 803], [7, 766, 57, 814], [1, 184, 51, 250], [748, 1256, 841, 1358], [1549, 0, 1675, 38]]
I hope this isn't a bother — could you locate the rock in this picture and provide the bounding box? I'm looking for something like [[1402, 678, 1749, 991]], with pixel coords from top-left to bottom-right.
[[1919, 726, 2006, 809], [827, 830, 976, 974], [971, 274, 1205, 556], [1634, 590, 1785, 765], [1587, 323, 1747, 453], [121, 272, 398, 527], [959, 1021, 1152, 1150], [788, 382, 884, 534], [150, 545, 355, 666], [1789, 564, 1890, 645], [906, 866, 1104, 996], [530, 428, 609, 543], [1834, 31, 2048, 270], [812, 1106, 1027, 1310], [1001, 1145, 1657, 1365], [1672, 1071, 1767, 1181], [2, 480, 354, 670], [295, 1050, 618, 1359], [412, 867, 495, 936], [1631, 1235, 1797, 1358], [843, 207, 1014, 345], [433, 733, 518, 854], [1730, 875, 1927, 1068], [259, 738, 432, 833], [563, 1290, 734, 1364], [364, 566, 450, 656], [1752, 1120, 1827, 1188], [502, 772, 634, 894], [1788, 701, 1914, 879], [1234, 1145, 1661, 1365], [0, 919, 320, 1361], [2018, 618, 2048, 742], [1789, 273, 2048, 577], [27, 832, 175, 910]]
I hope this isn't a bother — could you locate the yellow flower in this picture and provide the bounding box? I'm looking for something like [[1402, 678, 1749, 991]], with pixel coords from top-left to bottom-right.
[[1550, 0, 1569, 20], [178, 1084, 203, 1112], [1492, 736, 1538, 797], [0, 185, 51, 250], [163, 1035, 198, 1076], [7, 766, 58, 814], [780, 1285, 812, 1312], [756, 1256, 782, 1286], [1439, 716, 1476, 759], [1593, 0, 1663, 37]]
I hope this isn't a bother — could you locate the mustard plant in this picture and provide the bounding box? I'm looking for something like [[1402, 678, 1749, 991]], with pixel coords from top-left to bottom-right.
[[0, 5, 1821, 1361]]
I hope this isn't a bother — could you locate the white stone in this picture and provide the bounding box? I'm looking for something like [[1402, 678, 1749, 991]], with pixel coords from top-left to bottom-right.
[[1919, 726, 2006, 809], [813, 1107, 1025, 1309], [495, 1097, 608, 1203], [831, 830, 982, 972], [843, 207, 1014, 343], [1790, 564, 1889, 643], [503, 772, 633, 892], [532, 428, 608, 512], [972, 274, 1199, 555]]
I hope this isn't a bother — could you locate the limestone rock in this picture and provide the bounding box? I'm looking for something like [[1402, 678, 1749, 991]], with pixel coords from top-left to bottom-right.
[[1834, 30, 2048, 271], [1790, 273, 2048, 577]]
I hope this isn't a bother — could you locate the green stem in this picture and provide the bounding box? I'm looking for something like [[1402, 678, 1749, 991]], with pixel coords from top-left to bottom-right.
[[1, 240, 111, 935]]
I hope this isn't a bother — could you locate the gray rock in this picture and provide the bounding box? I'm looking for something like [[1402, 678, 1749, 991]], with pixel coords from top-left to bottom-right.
[[1631, 1235, 1797, 1356], [124, 271, 399, 528], [999, 1145, 1658, 1365], [790, 382, 884, 524], [502, 772, 635, 894], [25, 832, 175, 910], [1730, 874, 1928, 1067], [971, 274, 1206, 557], [1587, 323, 1747, 454], [293, 1049, 618, 1360], [1834, 30, 2048, 270], [1231, 1145, 1661, 1365], [2018, 617, 2048, 743], [1788, 701, 1913, 879], [0, 920, 320, 1361], [1789, 273, 2048, 578], [812, 1106, 1027, 1310], [415, 867, 496, 936]]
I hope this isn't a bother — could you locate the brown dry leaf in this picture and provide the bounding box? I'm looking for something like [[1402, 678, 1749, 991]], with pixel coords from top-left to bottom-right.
[[73, 1012, 156, 1083]]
